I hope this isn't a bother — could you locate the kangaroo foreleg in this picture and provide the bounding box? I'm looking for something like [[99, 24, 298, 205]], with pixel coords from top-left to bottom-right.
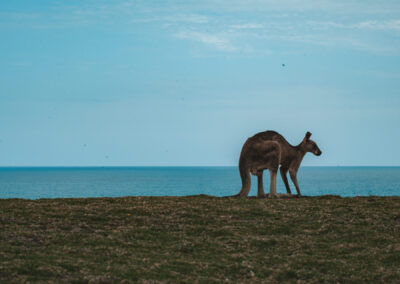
[[280, 167, 291, 194], [289, 170, 301, 196]]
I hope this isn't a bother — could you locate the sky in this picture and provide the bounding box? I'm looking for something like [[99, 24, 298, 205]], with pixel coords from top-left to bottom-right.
[[1, 0, 400, 166]]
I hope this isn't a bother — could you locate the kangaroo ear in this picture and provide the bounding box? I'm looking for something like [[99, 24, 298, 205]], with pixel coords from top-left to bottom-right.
[[305, 131, 312, 141]]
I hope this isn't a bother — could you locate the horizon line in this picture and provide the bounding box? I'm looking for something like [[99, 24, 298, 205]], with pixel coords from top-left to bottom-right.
[[1, 165, 400, 168]]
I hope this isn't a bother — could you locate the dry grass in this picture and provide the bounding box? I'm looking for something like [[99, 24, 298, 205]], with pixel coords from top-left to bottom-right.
[[1, 195, 399, 283]]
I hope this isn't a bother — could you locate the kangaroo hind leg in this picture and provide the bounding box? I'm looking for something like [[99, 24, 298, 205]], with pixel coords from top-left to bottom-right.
[[268, 168, 278, 198], [256, 170, 266, 198]]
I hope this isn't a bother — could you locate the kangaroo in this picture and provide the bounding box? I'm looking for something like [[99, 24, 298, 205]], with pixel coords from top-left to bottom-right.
[[235, 131, 322, 198]]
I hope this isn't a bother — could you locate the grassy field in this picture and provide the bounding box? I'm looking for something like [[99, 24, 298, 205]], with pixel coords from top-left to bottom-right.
[[1, 195, 399, 283]]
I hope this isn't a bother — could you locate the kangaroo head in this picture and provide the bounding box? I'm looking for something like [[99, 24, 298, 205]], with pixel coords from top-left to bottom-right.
[[302, 132, 322, 156]]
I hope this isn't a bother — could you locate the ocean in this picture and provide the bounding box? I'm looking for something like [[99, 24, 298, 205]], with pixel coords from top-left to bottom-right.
[[0, 167, 399, 199]]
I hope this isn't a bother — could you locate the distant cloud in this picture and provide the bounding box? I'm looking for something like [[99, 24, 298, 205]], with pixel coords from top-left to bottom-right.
[[188, 0, 400, 15], [308, 19, 400, 32], [230, 23, 264, 29], [354, 20, 400, 31], [174, 31, 236, 51], [132, 14, 208, 24], [2, 0, 400, 56]]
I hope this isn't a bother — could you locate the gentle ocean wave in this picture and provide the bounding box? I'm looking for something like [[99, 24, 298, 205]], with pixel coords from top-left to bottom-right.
[[0, 167, 399, 199]]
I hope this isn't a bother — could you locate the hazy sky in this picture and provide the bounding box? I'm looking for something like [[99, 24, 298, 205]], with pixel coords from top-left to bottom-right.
[[1, 0, 400, 166]]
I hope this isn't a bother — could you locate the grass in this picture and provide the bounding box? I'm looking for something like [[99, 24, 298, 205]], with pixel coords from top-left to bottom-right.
[[1, 195, 399, 283]]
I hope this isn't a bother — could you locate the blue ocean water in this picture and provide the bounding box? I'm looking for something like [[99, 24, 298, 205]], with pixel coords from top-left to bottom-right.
[[0, 167, 399, 199]]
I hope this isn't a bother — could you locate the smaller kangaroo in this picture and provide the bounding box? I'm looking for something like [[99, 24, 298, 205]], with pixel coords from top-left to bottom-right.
[[235, 131, 322, 198]]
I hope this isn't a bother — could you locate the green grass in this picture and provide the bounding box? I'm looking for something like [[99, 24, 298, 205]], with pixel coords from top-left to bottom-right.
[[1, 195, 399, 283]]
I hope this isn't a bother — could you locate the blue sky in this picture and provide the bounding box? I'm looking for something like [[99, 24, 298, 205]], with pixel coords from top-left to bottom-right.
[[1, 0, 400, 166]]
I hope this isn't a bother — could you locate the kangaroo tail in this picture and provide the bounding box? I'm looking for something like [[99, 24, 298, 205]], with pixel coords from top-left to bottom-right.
[[233, 162, 251, 198]]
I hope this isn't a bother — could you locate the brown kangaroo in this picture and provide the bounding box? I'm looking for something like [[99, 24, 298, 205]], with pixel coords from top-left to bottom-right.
[[235, 131, 322, 198]]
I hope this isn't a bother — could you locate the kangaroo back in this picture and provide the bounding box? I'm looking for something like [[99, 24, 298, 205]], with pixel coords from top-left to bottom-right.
[[251, 131, 292, 149]]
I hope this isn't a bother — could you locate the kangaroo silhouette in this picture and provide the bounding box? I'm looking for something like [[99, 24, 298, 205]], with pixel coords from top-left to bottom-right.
[[235, 131, 322, 198]]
